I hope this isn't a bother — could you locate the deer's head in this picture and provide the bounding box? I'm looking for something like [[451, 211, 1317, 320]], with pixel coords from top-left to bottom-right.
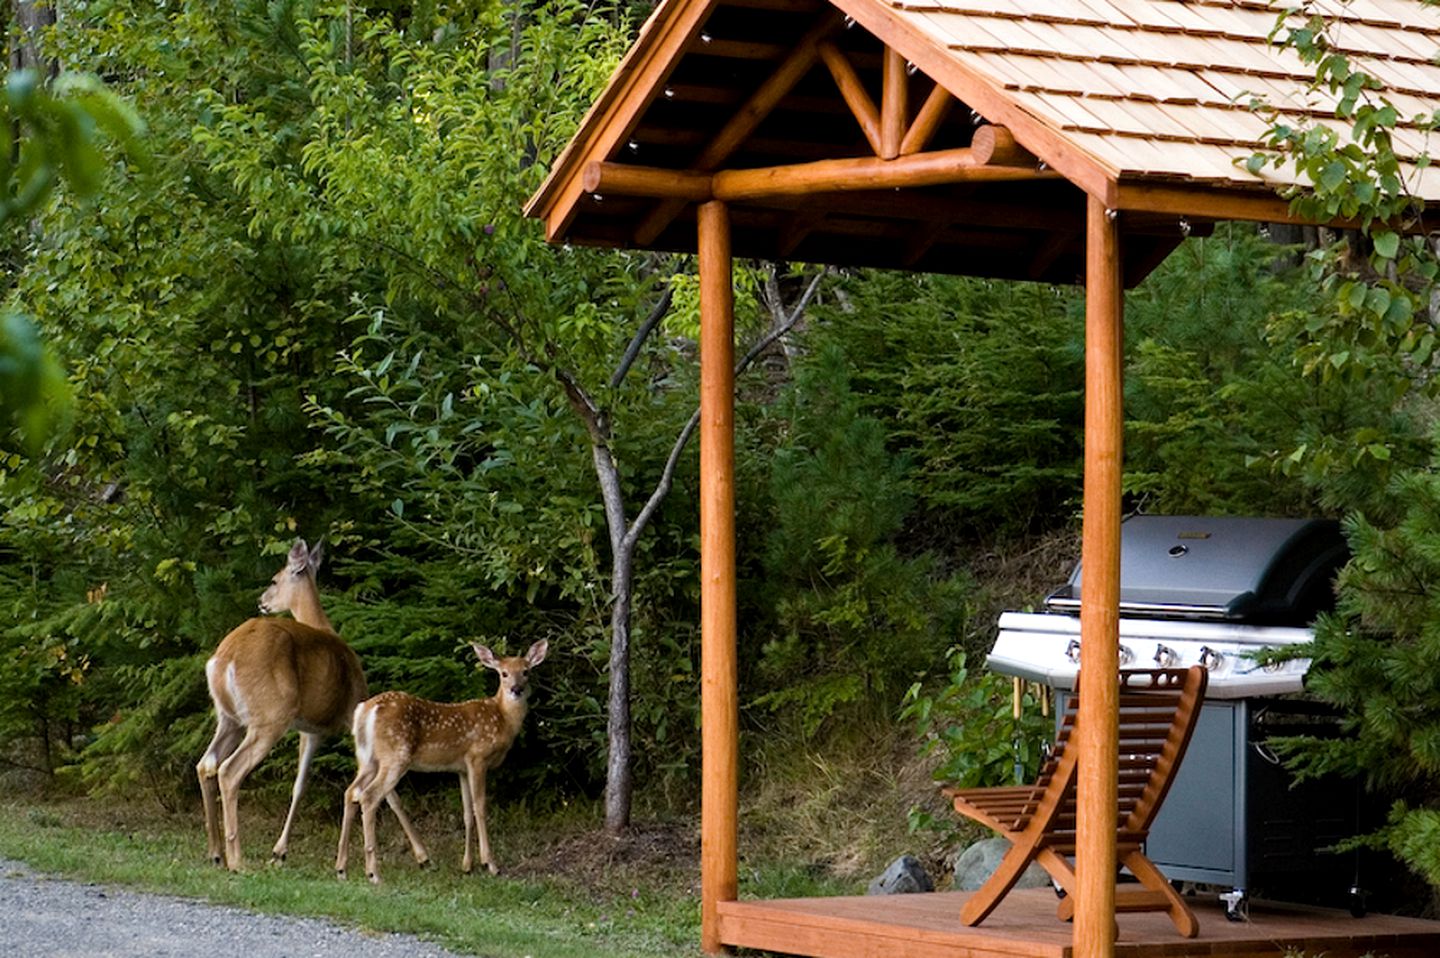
[[473, 640, 549, 701], [259, 538, 324, 615]]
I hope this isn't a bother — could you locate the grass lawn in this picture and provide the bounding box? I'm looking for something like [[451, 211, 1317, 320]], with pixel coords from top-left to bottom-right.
[[0, 725, 926, 956], [0, 795, 714, 958]]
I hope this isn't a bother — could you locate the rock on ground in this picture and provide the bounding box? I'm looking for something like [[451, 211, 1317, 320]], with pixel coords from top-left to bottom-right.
[[866, 855, 934, 895], [951, 837, 1052, 892]]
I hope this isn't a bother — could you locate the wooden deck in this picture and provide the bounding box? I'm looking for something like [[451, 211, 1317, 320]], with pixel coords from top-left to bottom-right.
[[717, 887, 1440, 958]]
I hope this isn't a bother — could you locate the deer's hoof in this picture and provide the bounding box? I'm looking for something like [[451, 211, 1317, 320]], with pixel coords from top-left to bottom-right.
[[336, 868, 347, 881], [485, 863, 500, 876], [417, 859, 433, 871], [367, 872, 382, 886], [269, 853, 287, 866]]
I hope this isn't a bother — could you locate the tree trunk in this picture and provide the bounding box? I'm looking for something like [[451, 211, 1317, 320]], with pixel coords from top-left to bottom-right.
[[563, 269, 825, 835], [604, 542, 635, 832], [9, 0, 59, 79]]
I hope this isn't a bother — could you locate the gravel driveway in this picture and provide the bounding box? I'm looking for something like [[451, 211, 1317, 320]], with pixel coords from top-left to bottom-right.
[[0, 857, 471, 958]]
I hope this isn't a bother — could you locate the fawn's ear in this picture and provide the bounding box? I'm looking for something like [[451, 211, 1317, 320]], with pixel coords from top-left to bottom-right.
[[525, 639, 549, 667], [472, 643, 501, 670], [307, 538, 325, 575], [286, 539, 310, 573]]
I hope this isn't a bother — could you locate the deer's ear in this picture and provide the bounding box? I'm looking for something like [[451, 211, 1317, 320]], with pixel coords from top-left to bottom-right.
[[308, 538, 325, 575], [287, 539, 310, 573], [525, 639, 549, 667], [472, 644, 500, 670]]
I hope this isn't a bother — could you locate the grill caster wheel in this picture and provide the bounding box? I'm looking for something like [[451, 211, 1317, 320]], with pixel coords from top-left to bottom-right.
[[1220, 889, 1248, 922], [1348, 887, 1367, 918]]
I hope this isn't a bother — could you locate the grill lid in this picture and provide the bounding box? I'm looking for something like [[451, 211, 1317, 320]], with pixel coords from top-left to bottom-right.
[[1045, 515, 1347, 624]]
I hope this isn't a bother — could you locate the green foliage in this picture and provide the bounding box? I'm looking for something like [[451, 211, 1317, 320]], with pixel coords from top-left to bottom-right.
[[1122, 223, 1416, 517], [1247, 7, 1440, 495], [1, 69, 146, 224], [901, 648, 1051, 790], [0, 68, 145, 451], [805, 270, 1084, 538], [750, 344, 975, 734], [0, 312, 68, 451]]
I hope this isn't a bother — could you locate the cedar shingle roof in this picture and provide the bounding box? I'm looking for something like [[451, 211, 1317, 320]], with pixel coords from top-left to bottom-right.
[[887, 0, 1440, 194], [526, 0, 1440, 283]]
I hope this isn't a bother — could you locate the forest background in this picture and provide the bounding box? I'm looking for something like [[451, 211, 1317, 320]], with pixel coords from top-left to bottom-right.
[[5, 0, 1440, 924]]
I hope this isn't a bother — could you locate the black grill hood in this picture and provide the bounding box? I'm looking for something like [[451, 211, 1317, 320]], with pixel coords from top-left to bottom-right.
[[1045, 515, 1348, 625]]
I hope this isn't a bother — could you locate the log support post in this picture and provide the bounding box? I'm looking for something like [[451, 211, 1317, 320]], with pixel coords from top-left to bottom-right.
[[1075, 194, 1123, 958], [699, 200, 738, 955]]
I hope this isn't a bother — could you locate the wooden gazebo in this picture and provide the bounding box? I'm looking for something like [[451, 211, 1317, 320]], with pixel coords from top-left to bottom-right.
[[526, 1, 1440, 956]]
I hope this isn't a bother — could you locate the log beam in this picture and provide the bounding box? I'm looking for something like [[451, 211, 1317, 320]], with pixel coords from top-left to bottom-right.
[[698, 200, 738, 955], [971, 124, 1036, 167], [900, 82, 953, 155], [584, 140, 1054, 205], [584, 163, 712, 200], [1075, 195, 1123, 958], [881, 48, 908, 159], [818, 41, 882, 155]]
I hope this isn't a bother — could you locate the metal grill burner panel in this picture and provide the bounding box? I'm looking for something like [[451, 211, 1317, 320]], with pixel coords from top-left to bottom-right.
[[990, 612, 1312, 697], [988, 515, 1348, 698]]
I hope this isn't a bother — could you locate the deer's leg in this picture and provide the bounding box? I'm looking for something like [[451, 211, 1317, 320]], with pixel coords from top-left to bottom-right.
[[271, 731, 321, 864], [383, 791, 430, 867], [467, 763, 497, 875], [458, 771, 475, 874], [217, 721, 288, 872], [336, 759, 376, 880], [360, 763, 408, 885], [197, 713, 244, 867]]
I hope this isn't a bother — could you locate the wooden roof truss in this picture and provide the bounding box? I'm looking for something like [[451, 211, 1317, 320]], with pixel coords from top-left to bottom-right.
[[534, 0, 1205, 286]]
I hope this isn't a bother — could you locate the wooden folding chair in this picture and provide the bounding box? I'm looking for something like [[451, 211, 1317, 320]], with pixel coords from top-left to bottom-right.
[[943, 666, 1208, 938]]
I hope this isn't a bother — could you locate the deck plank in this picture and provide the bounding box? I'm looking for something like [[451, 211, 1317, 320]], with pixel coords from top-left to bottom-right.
[[718, 888, 1440, 958]]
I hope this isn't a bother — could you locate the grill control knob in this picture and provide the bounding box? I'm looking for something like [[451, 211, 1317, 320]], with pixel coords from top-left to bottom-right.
[[1199, 645, 1225, 671], [1065, 639, 1081, 664], [1154, 643, 1178, 668], [1118, 644, 1135, 666]]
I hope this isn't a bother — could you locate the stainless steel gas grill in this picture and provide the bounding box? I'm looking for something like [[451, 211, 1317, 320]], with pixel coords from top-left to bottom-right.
[[987, 515, 1368, 919]]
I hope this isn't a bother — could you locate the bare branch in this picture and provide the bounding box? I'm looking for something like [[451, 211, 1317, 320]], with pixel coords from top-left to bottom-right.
[[736, 267, 827, 372], [624, 266, 829, 551], [610, 283, 674, 389], [625, 407, 700, 554]]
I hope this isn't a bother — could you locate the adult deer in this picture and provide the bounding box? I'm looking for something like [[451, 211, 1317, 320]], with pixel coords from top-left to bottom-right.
[[335, 639, 548, 883], [197, 540, 415, 871]]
